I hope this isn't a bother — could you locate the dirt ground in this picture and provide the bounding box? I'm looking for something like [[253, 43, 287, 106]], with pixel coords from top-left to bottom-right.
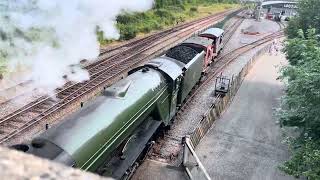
[[131, 160, 187, 180], [195, 53, 294, 180]]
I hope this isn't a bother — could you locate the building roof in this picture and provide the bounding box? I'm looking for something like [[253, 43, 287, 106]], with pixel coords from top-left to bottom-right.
[[199, 28, 224, 38], [261, 0, 297, 6]]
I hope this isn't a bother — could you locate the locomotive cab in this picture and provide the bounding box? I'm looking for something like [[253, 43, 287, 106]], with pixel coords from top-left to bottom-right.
[[137, 57, 184, 121], [199, 28, 224, 55]]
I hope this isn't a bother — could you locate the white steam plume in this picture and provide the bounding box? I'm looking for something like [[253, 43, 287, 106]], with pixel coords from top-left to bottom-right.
[[0, 0, 154, 93]]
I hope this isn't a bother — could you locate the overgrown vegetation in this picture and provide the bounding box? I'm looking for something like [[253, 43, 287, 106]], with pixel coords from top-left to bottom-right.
[[279, 0, 320, 179], [98, 0, 239, 44]]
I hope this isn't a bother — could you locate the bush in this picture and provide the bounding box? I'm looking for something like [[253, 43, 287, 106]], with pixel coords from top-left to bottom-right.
[[178, 4, 187, 11], [154, 9, 174, 19], [118, 24, 138, 40], [116, 13, 138, 24], [190, 7, 198, 12], [278, 2, 320, 177], [279, 139, 320, 179]]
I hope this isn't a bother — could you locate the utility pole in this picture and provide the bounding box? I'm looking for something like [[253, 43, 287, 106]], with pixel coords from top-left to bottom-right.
[[255, 0, 262, 21]]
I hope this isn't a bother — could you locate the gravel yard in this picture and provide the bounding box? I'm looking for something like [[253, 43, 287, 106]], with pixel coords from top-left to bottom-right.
[[223, 18, 281, 54], [0, 72, 45, 120], [0, 90, 44, 119]]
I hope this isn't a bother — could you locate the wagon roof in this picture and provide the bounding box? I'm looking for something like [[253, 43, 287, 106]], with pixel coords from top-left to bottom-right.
[[182, 36, 213, 47], [200, 28, 224, 38]]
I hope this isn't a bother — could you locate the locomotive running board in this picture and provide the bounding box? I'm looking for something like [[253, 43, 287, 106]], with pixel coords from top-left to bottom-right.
[[102, 119, 162, 179]]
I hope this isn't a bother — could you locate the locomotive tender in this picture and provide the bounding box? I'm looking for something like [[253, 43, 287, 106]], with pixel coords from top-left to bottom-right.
[[12, 28, 224, 178]]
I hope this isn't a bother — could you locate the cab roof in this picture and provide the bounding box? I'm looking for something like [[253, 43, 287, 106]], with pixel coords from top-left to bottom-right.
[[146, 57, 184, 81], [182, 36, 213, 48], [199, 28, 224, 39]]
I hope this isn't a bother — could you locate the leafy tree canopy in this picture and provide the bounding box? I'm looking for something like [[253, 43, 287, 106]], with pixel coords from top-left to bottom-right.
[[286, 0, 320, 38], [280, 1, 320, 179]]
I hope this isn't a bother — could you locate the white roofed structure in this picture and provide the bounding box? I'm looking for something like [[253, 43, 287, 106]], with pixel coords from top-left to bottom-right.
[[261, 0, 297, 7]]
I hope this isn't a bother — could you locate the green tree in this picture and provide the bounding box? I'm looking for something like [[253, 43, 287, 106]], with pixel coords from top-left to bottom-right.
[[286, 0, 320, 38], [279, 28, 320, 180], [280, 139, 320, 179], [279, 1, 320, 179]]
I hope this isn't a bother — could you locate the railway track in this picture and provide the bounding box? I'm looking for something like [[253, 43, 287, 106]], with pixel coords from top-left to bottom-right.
[[221, 16, 245, 50], [97, 12, 234, 61], [177, 30, 285, 119], [0, 89, 36, 109], [1, 11, 230, 105], [105, 15, 247, 179], [0, 80, 33, 106], [98, 10, 240, 57], [276, 20, 286, 30], [145, 30, 285, 166], [0, 9, 241, 145], [0, 11, 239, 108]]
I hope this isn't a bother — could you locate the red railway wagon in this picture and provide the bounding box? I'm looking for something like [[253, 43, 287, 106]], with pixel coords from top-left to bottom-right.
[[180, 36, 215, 72], [199, 27, 224, 59]]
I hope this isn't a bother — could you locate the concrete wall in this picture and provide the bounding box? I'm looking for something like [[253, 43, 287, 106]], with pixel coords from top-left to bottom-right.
[[0, 146, 112, 180]]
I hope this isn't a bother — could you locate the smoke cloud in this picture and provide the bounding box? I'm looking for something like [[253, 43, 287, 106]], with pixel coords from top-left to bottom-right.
[[0, 0, 154, 93]]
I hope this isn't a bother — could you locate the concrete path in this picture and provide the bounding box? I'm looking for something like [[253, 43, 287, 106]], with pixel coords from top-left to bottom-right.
[[195, 54, 294, 180], [131, 159, 187, 180]]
